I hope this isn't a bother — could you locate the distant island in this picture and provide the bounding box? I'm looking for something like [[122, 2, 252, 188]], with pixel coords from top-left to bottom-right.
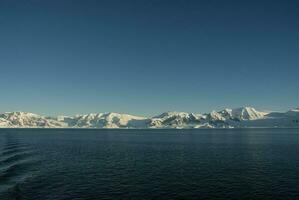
[[0, 107, 298, 129]]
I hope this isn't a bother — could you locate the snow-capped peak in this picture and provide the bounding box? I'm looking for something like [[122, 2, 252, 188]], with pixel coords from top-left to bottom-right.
[[207, 110, 226, 121], [230, 107, 267, 120]]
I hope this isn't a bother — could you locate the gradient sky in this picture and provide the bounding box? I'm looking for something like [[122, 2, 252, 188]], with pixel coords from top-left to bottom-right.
[[0, 0, 298, 116]]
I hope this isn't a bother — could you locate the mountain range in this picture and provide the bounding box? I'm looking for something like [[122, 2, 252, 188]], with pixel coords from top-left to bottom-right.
[[0, 107, 299, 129]]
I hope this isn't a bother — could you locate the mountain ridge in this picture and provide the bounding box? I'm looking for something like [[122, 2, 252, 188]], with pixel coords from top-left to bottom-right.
[[0, 107, 298, 129]]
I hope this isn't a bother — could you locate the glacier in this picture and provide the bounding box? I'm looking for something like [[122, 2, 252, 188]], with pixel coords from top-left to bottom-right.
[[0, 107, 298, 129]]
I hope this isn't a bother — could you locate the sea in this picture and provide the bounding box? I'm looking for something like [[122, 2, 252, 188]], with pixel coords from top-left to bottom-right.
[[0, 128, 299, 200]]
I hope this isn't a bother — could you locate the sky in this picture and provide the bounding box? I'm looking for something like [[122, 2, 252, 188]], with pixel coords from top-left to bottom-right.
[[0, 0, 298, 116]]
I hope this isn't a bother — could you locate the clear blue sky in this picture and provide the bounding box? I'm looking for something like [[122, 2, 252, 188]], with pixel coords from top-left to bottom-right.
[[0, 0, 298, 116]]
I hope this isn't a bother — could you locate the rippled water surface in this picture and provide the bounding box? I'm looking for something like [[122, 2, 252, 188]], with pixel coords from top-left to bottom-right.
[[0, 128, 299, 200]]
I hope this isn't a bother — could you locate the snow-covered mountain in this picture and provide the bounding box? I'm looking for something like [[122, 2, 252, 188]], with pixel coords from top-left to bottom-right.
[[0, 107, 298, 128], [56, 113, 148, 128], [149, 112, 203, 128], [208, 107, 267, 121], [0, 112, 66, 128]]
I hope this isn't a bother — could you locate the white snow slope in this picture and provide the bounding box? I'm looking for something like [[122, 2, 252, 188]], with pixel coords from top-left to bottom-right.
[[0, 107, 298, 128]]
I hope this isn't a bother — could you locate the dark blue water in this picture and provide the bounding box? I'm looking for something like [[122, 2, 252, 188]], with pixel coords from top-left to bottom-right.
[[0, 129, 299, 200]]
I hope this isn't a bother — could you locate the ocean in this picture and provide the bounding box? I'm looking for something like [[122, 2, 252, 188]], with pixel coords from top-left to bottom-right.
[[1, 128, 299, 200]]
